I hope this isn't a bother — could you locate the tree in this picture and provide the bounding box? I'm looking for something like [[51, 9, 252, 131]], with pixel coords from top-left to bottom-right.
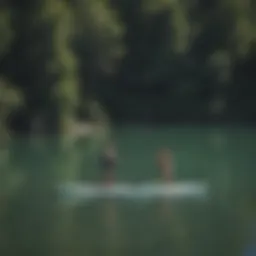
[[72, 0, 125, 96]]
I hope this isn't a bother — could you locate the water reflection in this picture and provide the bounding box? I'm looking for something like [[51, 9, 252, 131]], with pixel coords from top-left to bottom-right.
[[1, 184, 254, 256], [102, 199, 121, 256]]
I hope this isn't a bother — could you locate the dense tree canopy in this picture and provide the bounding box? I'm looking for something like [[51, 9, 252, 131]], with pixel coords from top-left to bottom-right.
[[0, 0, 255, 131]]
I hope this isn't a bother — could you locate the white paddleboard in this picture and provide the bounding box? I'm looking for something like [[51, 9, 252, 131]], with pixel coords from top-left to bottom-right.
[[59, 181, 208, 202]]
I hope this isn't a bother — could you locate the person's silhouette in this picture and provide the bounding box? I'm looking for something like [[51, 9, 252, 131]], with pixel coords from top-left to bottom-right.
[[99, 142, 117, 185], [156, 148, 173, 182]]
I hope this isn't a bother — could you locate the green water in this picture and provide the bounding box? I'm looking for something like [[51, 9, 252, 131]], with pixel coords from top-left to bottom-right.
[[1, 126, 255, 256]]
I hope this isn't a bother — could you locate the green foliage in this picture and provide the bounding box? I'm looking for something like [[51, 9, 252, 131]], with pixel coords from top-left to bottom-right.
[[49, 0, 79, 135], [0, 8, 13, 58], [169, 1, 190, 53], [142, 0, 190, 54], [0, 0, 255, 130], [0, 77, 23, 153], [0, 78, 23, 111], [73, 0, 125, 74]]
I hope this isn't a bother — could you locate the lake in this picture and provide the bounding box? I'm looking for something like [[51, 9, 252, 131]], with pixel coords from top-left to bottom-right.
[[1, 126, 255, 256]]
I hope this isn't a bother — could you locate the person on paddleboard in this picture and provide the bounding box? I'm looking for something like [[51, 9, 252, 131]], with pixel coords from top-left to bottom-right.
[[156, 148, 173, 182], [99, 142, 117, 185]]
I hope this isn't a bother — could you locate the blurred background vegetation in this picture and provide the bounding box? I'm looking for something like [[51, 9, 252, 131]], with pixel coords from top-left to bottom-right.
[[0, 0, 255, 256], [0, 0, 255, 130]]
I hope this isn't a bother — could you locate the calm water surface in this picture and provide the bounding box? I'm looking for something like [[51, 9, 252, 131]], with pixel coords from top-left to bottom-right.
[[0, 126, 255, 256]]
